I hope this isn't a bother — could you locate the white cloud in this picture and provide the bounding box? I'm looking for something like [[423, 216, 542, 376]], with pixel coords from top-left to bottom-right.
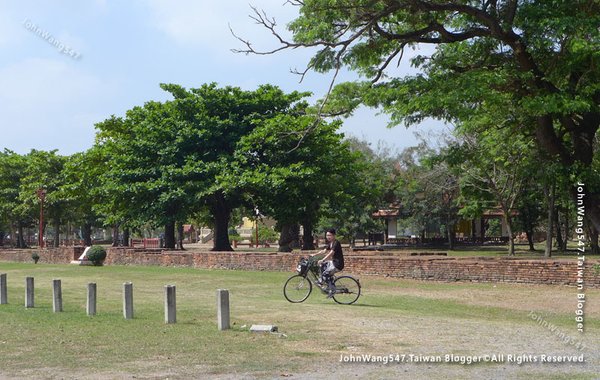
[[0, 58, 116, 154]]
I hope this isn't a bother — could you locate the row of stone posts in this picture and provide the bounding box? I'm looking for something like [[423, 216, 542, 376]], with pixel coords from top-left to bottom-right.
[[0, 273, 230, 329]]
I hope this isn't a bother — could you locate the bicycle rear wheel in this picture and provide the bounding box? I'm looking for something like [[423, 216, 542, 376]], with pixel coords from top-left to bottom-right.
[[283, 275, 312, 303], [332, 276, 361, 305]]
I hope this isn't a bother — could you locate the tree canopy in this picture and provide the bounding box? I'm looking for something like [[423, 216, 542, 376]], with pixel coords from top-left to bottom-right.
[[95, 83, 334, 251], [236, 0, 600, 231]]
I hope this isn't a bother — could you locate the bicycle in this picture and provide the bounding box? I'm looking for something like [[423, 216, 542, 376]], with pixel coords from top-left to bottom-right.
[[283, 256, 361, 305]]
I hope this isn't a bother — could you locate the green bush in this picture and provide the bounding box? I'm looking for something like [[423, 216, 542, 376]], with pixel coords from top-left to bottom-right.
[[31, 252, 40, 264], [251, 225, 279, 244], [86, 245, 107, 266]]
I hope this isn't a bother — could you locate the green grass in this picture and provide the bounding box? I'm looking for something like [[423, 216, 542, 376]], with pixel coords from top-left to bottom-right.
[[0, 262, 598, 378], [348, 242, 592, 259]]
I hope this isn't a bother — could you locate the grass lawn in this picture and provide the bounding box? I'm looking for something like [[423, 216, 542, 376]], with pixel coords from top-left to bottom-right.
[[340, 242, 593, 260], [0, 262, 598, 379], [173, 241, 595, 261]]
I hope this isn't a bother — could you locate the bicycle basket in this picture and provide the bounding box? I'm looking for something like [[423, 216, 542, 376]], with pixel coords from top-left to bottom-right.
[[296, 258, 310, 275]]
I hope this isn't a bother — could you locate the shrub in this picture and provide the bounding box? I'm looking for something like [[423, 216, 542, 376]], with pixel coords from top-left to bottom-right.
[[31, 252, 40, 264], [251, 224, 279, 245], [86, 245, 107, 266]]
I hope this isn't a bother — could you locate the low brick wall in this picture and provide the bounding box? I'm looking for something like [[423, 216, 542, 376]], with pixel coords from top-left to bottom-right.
[[1, 247, 599, 287], [0, 247, 84, 264], [104, 248, 299, 272], [103, 248, 600, 288], [344, 256, 600, 287]]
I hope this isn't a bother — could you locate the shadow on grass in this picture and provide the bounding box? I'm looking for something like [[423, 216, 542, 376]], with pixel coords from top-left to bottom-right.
[[347, 303, 383, 308]]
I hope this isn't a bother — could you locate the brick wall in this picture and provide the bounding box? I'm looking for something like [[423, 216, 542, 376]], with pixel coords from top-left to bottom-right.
[[1, 247, 599, 287], [0, 247, 84, 264], [104, 248, 299, 272], [343, 256, 600, 287]]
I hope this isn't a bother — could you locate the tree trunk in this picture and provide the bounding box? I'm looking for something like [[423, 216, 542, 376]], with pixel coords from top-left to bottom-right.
[[586, 193, 600, 233], [554, 207, 564, 251], [10, 224, 16, 248], [164, 221, 176, 250], [544, 181, 555, 258], [123, 227, 130, 247], [301, 220, 315, 250], [504, 215, 515, 256], [0, 230, 4, 246], [112, 224, 120, 247], [53, 218, 60, 248], [210, 193, 233, 251], [480, 219, 486, 241], [563, 206, 570, 251], [526, 230, 536, 251], [535, 115, 600, 232], [446, 223, 455, 250], [177, 221, 185, 250], [82, 223, 93, 246], [278, 223, 300, 252], [17, 221, 27, 249], [587, 225, 599, 255]]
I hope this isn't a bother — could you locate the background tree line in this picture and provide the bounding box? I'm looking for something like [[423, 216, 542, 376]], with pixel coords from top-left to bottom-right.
[[0, 80, 597, 256], [230, 0, 599, 255]]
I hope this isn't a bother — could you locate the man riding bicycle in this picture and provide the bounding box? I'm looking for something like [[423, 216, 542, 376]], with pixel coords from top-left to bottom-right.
[[311, 228, 344, 297]]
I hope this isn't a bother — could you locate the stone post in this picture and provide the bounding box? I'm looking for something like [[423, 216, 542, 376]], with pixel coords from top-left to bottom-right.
[[123, 282, 133, 319], [87, 283, 97, 316], [0, 273, 7, 304], [164, 285, 176, 324], [52, 279, 62, 312], [25, 277, 34, 308], [217, 289, 230, 330]]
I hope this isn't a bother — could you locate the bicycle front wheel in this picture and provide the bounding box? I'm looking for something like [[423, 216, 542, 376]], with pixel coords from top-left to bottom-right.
[[283, 275, 312, 303], [332, 276, 361, 305]]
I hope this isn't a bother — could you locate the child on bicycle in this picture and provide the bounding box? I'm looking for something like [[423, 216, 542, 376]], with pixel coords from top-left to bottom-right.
[[311, 228, 344, 297]]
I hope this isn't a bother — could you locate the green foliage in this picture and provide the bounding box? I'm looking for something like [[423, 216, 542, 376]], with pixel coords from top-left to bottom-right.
[[86, 245, 107, 266], [228, 229, 241, 243], [317, 137, 400, 241], [235, 109, 357, 240], [0, 150, 31, 234], [18, 150, 69, 224], [94, 83, 315, 250], [260, 0, 600, 231], [251, 224, 279, 244], [0, 149, 75, 247], [31, 252, 40, 263], [59, 149, 105, 241], [394, 136, 461, 242]]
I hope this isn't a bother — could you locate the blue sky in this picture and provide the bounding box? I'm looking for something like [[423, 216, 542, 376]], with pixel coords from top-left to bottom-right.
[[0, 0, 447, 156]]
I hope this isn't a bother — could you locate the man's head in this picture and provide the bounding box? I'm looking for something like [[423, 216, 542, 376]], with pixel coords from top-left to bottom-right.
[[325, 228, 336, 242]]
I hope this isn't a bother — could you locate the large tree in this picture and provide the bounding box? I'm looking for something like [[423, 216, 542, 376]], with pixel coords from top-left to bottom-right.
[[95, 83, 310, 251], [0, 150, 31, 248], [235, 113, 358, 251], [319, 137, 401, 248], [449, 130, 533, 255], [59, 149, 105, 246], [95, 104, 194, 250], [18, 150, 69, 248], [236, 0, 600, 231]]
